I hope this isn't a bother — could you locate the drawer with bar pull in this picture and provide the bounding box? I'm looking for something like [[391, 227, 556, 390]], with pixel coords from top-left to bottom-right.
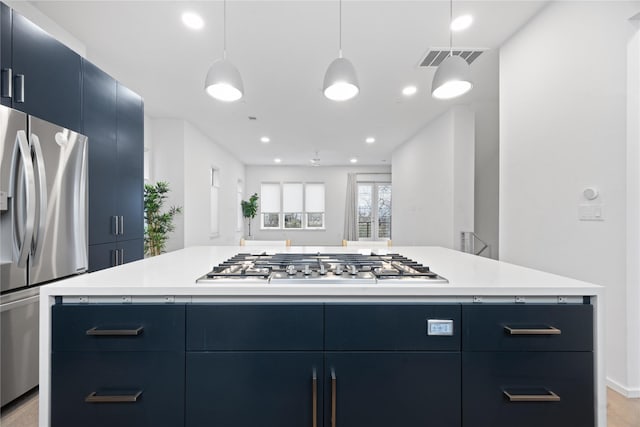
[[462, 351, 594, 427], [51, 351, 184, 427], [462, 304, 593, 351], [52, 304, 185, 351]]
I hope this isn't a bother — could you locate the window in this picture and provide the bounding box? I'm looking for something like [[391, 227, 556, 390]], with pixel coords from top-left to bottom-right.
[[283, 183, 303, 229], [210, 168, 220, 236], [260, 183, 280, 228], [236, 180, 243, 232], [260, 182, 325, 230], [357, 182, 391, 240], [305, 183, 325, 228]]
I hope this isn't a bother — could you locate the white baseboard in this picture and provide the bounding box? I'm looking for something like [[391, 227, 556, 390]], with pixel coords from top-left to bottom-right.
[[607, 377, 640, 398]]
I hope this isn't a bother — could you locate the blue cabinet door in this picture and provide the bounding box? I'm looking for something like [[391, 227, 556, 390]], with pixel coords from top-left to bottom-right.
[[83, 59, 117, 246], [186, 352, 323, 427], [116, 83, 144, 242], [0, 3, 11, 107], [325, 352, 461, 427], [11, 11, 81, 131]]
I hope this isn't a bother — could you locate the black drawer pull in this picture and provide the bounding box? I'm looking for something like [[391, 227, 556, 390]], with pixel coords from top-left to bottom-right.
[[86, 326, 144, 336], [85, 390, 142, 403], [503, 389, 561, 402], [504, 325, 561, 335]]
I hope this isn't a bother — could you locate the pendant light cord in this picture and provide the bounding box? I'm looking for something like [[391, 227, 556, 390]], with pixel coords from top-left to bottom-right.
[[339, 0, 343, 58], [223, 0, 227, 59]]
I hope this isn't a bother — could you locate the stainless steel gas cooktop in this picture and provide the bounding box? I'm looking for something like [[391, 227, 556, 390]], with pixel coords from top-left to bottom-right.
[[196, 253, 448, 284]]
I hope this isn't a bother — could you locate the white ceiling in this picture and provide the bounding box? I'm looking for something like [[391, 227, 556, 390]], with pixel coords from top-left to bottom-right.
[[32, 0, 547, 166]]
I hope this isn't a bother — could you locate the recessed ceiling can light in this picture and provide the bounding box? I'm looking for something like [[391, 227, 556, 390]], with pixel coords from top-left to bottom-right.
[[274, 158, 282, 163], [451, 14, 473, 32], [365, 137, 375, 144], [260, 136, 270, 143], [182, 12, 204, 30], [350, 158, 358, 163], [402, 85, 418, 96]]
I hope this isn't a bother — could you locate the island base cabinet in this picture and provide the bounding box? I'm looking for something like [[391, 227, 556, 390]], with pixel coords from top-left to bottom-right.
[[51, 351, 185, 427], [325, 352, 461, 427], [186, 352, 323, 427], [462, 352, 594, 427]]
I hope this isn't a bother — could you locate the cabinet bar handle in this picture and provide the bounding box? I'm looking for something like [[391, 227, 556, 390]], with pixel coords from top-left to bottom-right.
[[503, 389, 561, 402], [113, 215, 119, 235], [504, 325, 561, 335], [312, 369, 317, 427], [14, 74, 24, 103], [120, 248, 125, 265], [86, 326, 143, 336], [85, 390, 142, 403], [120, 216, 124, 235], [114, 249, 119, 267], [1, 68, 12, 98], [331, 369, 336, 427]]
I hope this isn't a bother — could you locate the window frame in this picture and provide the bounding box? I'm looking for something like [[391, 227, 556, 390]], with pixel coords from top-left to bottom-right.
[[259, 181, 326, 230]]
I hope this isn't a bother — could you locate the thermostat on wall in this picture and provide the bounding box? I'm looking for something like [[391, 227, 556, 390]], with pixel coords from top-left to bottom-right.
[[427, 319, 454, 336]]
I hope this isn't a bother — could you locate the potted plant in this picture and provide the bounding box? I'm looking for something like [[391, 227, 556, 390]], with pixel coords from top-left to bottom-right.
[[241, 193, 259, 238], [144, 181, 182, 256]]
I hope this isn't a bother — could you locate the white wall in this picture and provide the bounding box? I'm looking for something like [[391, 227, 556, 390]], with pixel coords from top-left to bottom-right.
[[245, 165, 391, 246], [392, 106, 475, 248], [150, 119, 185, 253], [151, 119, 245, 250], [184, 122, 245, 246], [500, 1, 640, 396], [626, 18, 640, 397], [472, 96, 499, 259]]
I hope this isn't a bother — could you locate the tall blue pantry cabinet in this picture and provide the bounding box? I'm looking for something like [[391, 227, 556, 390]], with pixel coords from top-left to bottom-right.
[[83, 61, 144, 271], [0, 2, 144, 272]]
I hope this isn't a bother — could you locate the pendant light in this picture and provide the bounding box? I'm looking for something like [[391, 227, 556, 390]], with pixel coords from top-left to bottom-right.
[[204, 0, 244, 102], [431, 0, 473, 100], [323, 0, 359, 101]]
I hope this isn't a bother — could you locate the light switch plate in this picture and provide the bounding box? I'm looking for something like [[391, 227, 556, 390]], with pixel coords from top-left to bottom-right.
[[579, 204, 604, 221]]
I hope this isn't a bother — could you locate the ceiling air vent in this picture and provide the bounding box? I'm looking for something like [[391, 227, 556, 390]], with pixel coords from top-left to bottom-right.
[[419, 48, 487, 68]]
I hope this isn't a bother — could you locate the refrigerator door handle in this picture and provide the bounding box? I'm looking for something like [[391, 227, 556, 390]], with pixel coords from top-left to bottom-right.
[[9, 130, 36, 268], [30, 133, 48, 265]]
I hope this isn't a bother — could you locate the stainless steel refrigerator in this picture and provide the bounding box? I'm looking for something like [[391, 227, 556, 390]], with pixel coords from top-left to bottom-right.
[[0, 105, 88, 406]]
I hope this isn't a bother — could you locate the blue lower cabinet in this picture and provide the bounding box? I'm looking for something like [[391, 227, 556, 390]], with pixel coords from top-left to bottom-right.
[[186, 352, 323, 427], [462, 351, 594, 427], [51, 351, 184, 427], [325, 352, 461, 427]]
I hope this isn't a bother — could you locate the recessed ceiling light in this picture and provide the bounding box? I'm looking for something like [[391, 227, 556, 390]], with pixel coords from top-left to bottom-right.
[[350, 158, 358, 164], [365, 137, 376, 144], [182, 12, 204, 30], [451, 14, 473, 32], [260, 136, 270, 143], [274, 158, 282, 163], [402, 85, 418, 96]]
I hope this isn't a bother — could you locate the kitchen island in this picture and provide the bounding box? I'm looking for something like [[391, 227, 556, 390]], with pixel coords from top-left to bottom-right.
[[39, 246, 605, 427]]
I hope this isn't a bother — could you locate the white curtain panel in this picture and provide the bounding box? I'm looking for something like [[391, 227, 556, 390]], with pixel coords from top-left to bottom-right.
[[343, 173, 358, 240]]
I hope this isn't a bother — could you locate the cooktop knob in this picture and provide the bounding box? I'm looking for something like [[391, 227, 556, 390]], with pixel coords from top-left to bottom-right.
[[303, 264, 312, 275], [286, 265, 297, 275], [334, 264, 343, 275], [319, 264, 327, 275], [348, 265, 358, 275]]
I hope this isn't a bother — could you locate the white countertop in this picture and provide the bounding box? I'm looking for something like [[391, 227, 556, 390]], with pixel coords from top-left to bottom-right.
[[39, 246, 602, 298]]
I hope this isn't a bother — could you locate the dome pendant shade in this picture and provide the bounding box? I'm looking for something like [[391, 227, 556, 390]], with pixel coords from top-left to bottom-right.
[[204, 58, 244, 102], [431, 55, 473, 100], [323, 57, 360, 101]]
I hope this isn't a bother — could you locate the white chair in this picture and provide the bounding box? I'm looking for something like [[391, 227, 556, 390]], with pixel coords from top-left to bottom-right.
[[342, 240, 392, 247], [240, 239, 291, 247]]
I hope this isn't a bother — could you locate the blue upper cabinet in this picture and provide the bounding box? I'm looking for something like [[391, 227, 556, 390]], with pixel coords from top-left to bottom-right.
[[9, 8, 82, 132], [0, 3, 11, 107]]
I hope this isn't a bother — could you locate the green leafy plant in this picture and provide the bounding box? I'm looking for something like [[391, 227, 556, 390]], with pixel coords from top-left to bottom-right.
[[241, 193, 259, 237], [144, 181, 182, 257]]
